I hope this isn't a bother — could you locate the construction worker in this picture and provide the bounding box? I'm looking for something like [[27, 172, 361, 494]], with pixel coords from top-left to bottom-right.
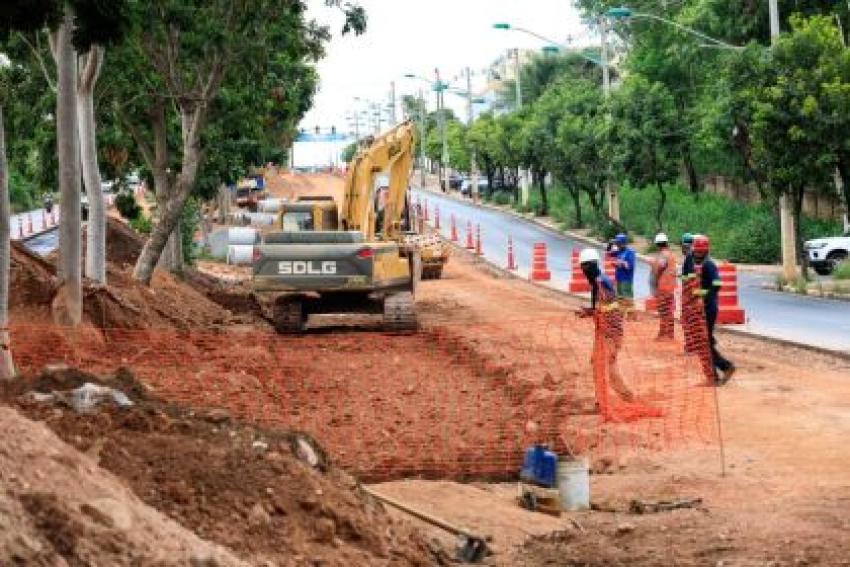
[[680, 232, 694, 276], [578, 248, 635, 403], [685, 235, 736, 384], [650, 233, 677, 340], [679, 232, 697, 353], [608, 233, 636, 312]]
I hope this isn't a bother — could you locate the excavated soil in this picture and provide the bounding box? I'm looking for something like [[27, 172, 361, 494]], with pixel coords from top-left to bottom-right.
[[0, 368, 446, 566], [11, 219, 261, 330]]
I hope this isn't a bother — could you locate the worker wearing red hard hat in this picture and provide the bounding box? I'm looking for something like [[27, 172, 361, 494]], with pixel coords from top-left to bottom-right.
[[683, 234, 736, 384]]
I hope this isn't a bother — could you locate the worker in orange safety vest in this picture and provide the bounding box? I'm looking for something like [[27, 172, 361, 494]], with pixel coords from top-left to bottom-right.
[[649, 233, 677, 340]]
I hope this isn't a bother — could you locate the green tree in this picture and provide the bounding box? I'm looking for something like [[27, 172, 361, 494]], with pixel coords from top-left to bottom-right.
[[608, 76, 684, 231], [741, 16, 849, 268]]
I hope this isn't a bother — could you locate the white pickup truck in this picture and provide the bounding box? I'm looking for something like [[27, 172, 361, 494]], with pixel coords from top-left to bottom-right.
[[805, 229, 850, 275]]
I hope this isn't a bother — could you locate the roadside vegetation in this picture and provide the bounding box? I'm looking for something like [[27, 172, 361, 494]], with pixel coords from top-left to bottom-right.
[[410, 2, 850, 265]]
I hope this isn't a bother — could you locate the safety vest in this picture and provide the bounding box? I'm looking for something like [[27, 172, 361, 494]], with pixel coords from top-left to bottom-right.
[[654, 249, 678, 293]]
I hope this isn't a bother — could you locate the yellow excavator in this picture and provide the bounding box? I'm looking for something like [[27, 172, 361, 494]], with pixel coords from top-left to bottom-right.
[[252, 120, 448, 332]]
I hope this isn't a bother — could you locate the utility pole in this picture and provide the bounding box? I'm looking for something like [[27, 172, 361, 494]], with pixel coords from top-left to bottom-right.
[[600, 15, 620, 223], [389, 81, 397, 125], [418, 88, 426, 188], [435, 68, 450, 192], [514, 49, 530, 207], [467, 66, 480, 203], [770, 0, 797, 281]]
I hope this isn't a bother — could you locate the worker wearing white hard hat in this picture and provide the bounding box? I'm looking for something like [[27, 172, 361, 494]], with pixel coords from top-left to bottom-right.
[[577, 247, 635, 403], [650, 232, 677, 340]]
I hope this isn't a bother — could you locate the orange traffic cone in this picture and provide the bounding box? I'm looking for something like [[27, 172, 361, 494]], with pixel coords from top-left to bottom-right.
[[475, 224, 483, 255], [717, 261, 746, 324], [507, 236, 517, 270], [424, 201, 429, 222], [465, 220, 474, 249], [568, 249, 591, 292], [450, 215, 458, 242], [18, 218, 24, 238], [435, 205, 441, 229], [530, 242, 551, 281], [27, 213, 33, 235]]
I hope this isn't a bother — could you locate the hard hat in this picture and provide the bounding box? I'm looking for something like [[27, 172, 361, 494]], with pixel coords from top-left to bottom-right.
[[654, 233, 669, 245], [681, 232, 694, 244], [615, 233, 628, 244], [579, 248, 600, 264], [692, 234, 710, 253]]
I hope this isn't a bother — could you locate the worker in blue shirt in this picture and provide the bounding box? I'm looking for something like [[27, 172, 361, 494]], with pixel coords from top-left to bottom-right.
[[606, 233, 636, 316], [684, 235, 736, 385]]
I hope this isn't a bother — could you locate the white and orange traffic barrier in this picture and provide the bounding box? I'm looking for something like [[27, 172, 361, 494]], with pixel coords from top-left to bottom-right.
[[26, 213, 33, 235], [530, 242, 551, 281], [507, 236, 517, 270], [567, 248, 591, 293], [717, 261, 746, 324], [450, 215, 458, 242], [465, 220, 474, 250], [475, 224, 483, 256], [434, 205, 441, 229], [18, 218, 24, 238], [424, 200, 429, 222]]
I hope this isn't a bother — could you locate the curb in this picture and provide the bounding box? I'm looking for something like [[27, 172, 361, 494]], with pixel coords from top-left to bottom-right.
[[20, 225, 58, 243], [420, 185, 850, 361]]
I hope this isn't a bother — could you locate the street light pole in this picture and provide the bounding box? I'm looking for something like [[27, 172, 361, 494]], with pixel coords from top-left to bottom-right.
[[513, 49, 530, 207], [599, 15, 620, 223], [418, 88, 426, 188], [435, 68, 450, 192], [466, 67, 480, 203], [768, 0, 797, 281]]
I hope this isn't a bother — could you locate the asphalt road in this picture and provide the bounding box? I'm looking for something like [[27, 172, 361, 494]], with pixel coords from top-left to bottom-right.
[[11, 207, 58, 240], [413, 187, 850, 353]]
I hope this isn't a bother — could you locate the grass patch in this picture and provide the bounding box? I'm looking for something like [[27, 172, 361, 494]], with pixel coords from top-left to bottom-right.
[[833, 260, 850, 281]]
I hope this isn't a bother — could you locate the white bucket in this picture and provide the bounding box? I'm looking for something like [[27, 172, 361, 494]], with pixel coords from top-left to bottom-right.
[[226, 244, 254, 266], [557, 457, 590, 511]]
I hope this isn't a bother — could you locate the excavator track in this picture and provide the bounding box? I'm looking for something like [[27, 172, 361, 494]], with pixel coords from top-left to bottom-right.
[[383, 291, 417, 330], [273, 298, 306, 333]]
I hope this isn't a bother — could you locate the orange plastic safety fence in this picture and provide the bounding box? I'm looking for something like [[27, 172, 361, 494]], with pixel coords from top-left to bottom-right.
[[8, 313, 717, 482]]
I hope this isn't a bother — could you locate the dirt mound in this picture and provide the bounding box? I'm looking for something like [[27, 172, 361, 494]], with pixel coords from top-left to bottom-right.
[[10, 222, 261, 330], [0, 368, 446, 566], [183, 267, 266, 320], [0, 405, 247, 566]]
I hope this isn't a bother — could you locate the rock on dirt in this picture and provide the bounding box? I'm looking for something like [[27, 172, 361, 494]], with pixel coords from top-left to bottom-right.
[[0, 368, 447, 566]]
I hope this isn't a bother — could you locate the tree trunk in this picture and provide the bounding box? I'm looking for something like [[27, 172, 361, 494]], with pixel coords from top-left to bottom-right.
[[537, 171, 548, 216], [133, 108, 203, 285], [0, 106, 17, 379], [655, 183, 667, 232], [837, 161, 850, 232], [570, 185, 582, 227], [77, 46, 106, 284], [792, 184, 807, 279], [53, 8, 83, 326], [682, 146, 700, 193]]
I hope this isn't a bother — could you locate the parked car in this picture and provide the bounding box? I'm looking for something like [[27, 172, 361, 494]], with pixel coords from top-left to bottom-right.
[[448, 172, 463, 190], [805, 229, 850, 275], [460, 177, 489, 196]]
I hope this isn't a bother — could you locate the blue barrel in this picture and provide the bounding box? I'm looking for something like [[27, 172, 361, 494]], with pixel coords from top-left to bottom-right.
[[520, 444, 558, 488]]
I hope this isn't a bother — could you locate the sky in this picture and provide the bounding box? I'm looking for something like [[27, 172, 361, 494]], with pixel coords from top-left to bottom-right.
[[294, 0, 595, 166]]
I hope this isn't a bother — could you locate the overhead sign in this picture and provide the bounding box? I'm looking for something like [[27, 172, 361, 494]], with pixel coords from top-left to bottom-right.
[[295, 132, 352, 142]]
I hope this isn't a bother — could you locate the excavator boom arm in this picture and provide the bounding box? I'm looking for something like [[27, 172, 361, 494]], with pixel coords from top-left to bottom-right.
[[342, 120, 416, 240]]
